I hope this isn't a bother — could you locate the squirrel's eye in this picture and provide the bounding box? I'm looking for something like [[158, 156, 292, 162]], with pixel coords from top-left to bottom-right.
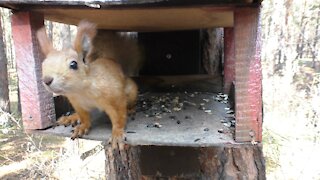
[[69, 61, 78, 70]]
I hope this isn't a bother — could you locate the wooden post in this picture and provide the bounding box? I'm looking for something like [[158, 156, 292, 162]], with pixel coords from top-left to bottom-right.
[[223, 27, 235, 94], [234, 7, 263, 142], [11, 12, 55, 129]]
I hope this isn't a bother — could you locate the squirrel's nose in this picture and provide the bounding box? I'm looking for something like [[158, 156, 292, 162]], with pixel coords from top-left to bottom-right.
[[43, 76, 54, 86]]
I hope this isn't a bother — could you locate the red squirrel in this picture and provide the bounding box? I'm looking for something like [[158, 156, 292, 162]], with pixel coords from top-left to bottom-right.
[[37, 21, 138, 148]]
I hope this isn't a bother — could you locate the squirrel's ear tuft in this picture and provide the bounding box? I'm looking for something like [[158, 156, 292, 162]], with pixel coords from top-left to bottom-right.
[[37, 27, 54, 56], [74, 20, 97, 56]]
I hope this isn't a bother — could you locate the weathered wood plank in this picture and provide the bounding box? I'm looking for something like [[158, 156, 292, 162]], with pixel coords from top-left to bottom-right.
[[11, 12, 55, 129], [39, 91, 238, 147], [0, 0, 262, 10], [33, 8, 234, 31], [234, 7, 262, 142]]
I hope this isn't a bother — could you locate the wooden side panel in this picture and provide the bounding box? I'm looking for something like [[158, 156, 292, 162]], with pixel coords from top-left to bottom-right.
[[11, 12, 55, 129], [234, 8, 262, 142], [223, 27, 235, 94]]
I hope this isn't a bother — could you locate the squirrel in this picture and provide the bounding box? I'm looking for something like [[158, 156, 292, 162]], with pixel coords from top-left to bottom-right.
[[37, 20, 138, 148]]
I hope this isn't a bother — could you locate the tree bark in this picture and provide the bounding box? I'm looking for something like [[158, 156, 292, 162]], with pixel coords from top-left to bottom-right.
[[105, 144, 141, 180], [60, 23, 72, 48], [103, 145, 265, 180], [295, 1, 308, 59], [0, 11, 10, 113], [201, 28, 223, 76], [200, 146, 265, 180]]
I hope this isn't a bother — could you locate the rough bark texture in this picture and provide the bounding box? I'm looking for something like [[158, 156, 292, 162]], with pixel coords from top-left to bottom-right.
[[224, 28, 235, 94], [104, 145, 265, 180], [105, 144, 141, 180], [0, 11, 10, 113], [201, 28, 224, 76], [199, 146, 265, 180]]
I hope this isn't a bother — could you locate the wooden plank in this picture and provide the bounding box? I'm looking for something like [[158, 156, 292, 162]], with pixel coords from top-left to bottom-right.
[[31, 7, 234, 31], [11, 12, 55, 129], [234, 7, 262, 142], [39, 92, 239, 147], [0, 0, 261, 10]]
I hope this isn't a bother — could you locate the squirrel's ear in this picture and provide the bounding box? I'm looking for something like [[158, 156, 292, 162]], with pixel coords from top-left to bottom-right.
[[74, 20, 97, 55], [37, 27, 54, 56]]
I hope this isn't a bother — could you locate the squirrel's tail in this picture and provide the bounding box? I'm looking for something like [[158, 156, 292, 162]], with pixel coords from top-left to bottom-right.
[[125, 78, 138, 112]]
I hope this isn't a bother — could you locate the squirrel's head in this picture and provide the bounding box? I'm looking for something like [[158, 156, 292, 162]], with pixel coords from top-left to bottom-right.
[[37, 21, 96, 95]]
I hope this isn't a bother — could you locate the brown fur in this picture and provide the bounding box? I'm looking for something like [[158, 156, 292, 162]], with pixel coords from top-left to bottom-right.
[[37, 21, 138, 147], [82, 22, 143, 76]]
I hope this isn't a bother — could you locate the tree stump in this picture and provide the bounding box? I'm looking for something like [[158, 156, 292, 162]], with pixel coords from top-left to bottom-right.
[[105, 144, 141, 180], [104, 145, 265, 180], [199, 145, 265, 180]]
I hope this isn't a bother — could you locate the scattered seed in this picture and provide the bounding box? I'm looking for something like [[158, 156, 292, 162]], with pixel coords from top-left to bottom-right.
[[223, 122, 231, 127], [203, 99, 210, 102], [226, 110, 234, 114], [169, 115, 176, 120], [204, 128, 209, 131], [184, 101, 196, 106], [194, 138, 201, 142], [185, 115, 191, 119], [218, 129, 224, 133], [154, 122, 162, 128], [220, 119, 227, 123], [199, 106, 206, 110], [177, 120, 181, 124], [126, 131, 136, 133], [204, 110, 212, 113]]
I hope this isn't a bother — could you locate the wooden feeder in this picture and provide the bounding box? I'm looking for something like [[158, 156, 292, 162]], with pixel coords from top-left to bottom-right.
[[0, 0, 265, 179]]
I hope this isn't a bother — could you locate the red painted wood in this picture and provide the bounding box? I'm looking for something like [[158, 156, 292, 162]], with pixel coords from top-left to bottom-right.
[[11, 12, 55, 129], [223, 28, 235, 94], [234, 7, 262, 142]]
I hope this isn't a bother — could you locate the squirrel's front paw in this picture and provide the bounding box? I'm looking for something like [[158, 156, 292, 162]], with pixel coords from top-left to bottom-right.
[[108, 129, 125, 150], [71, 123, 90, 140], [55, 113, 79, 127]]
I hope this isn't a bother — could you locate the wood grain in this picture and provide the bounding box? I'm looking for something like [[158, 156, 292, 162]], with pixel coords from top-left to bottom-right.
[[11, 12, 55, 129]]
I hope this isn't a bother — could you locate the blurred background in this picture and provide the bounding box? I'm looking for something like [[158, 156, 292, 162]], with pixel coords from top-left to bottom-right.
[[0, 0, 319, 179]]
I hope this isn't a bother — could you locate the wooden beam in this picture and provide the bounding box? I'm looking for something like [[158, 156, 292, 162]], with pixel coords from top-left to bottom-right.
[[32, 7, 233, 32], [11, 11, 55, 129], [0, 0, 262, 10], [234, 7, 262, 142]]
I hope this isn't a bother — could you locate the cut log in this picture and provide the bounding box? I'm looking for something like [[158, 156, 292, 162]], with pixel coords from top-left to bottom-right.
[[200, 145, 266, 180], [103, 145, 265, 179], [105, 144, 141, 180]]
